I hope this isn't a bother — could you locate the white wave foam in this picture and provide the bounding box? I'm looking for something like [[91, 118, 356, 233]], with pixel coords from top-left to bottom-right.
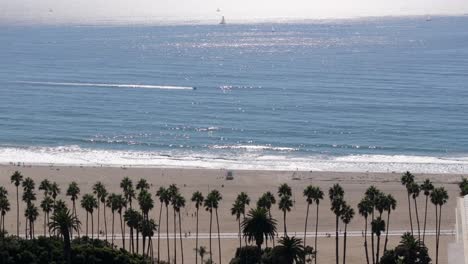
[[16, 81, 195, 90], [210, 144, 297, 151], [2, 146, 468, 174]]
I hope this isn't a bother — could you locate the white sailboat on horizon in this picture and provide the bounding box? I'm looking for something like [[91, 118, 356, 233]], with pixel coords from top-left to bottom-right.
[[220, 16, 226, 25]]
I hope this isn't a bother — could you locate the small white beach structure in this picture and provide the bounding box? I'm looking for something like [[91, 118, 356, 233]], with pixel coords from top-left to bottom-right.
[[449, 195, 468, 263]]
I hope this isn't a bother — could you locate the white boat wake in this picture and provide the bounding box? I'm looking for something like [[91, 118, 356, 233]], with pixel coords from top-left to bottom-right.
[[16, 81, 195, 90]]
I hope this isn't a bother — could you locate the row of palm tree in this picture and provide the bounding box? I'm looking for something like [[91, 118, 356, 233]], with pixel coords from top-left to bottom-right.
[[4, 170, 453, 264]]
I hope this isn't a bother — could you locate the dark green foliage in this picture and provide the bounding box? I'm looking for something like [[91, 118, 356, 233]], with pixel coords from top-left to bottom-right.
[[379, 233, 431, 264], [0, 236, 147, 264], [229, 246, 263, 264]]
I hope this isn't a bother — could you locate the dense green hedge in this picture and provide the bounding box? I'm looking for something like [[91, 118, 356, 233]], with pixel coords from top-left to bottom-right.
[[0, 236, 147, 264]]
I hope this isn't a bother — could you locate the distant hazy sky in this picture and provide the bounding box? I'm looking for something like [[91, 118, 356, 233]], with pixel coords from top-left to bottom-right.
[[1, 0, 468, 24]]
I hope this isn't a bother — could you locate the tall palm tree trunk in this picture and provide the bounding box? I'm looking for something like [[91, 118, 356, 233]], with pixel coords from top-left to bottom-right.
[[158, 204, 163, 261], [314, 204, 319, 264], [413, 198, 420, 240], [111, 212, 115, 246], [16, 186, 19, 237], [283, 210, 287, 236], [136, 229, 140, 254], [130, 224, 134, 253], [407, 194, 413, 234], [195, 208, 199, 264], [364, 216, 370, 264], [423, 195, 428, 243], [269, 209, 275, 247], [178, 211, 184, 264], [238, 218, 242, 249], [435, 205, 440, 264], [384, 211, 391, 252], [216, 208, 222, 264], [44, 212, 47, 237], [304, 203, 310, 251], [343, 223, 348, 264], [91, 212, 95, 239], [371, 211, 375, 264], [173, 209, 177, 264], [120, 213, 125, 251], [143, 235, 146, 257], [97, 203, 100, 239], [86, 212, 89, 237], [104, 204, 108, 241], [209, 211, 213, 262], [166, 205, 170, 264], [63, 227, 72, 264], [376, 234, 381, 264], [335, 215, 339, 264]]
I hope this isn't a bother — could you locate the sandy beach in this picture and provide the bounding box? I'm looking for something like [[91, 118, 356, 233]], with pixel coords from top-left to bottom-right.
[[0, 164, 462, 263]]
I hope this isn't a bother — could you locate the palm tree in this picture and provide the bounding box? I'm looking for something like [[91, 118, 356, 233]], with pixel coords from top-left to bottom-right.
[[22, 177, 36, 238], [303, 186, 314, 250], [115, 194, 127, 250], [93, 182, 107, 240], [231, 199, 243, 249], [431, 187, 449, 264], [136, 178, 150, 192], [158, 187, 171, 263], [10, 171, 23, 237], [168, 184, 180, 264], [107, 193, 121, 246], [371, 217, 385, 264], [257, 191, 276, 246], [275, 236, 305, 264], [383, 194, 396, 252], [66, 182, 80, 237], [310, 186, 323, 264], [48, 207, 81, 264], [25, 203, 38, 239], [0, 194, 11, 234], [358, 197, 372, 264], [0, 199, 9, 235], [81, 193, 98, 238], [138, 190, 153, 254], [191, 191, 204, 264], [39, 179, 51, 197], [40, 196, 54, 237], [459, 177, 468, 195], [279, 195, 293, 236], [141, 218, 157, 259], [365, 185, 381, 264], [242, 207, 277, 249], [121, 177, 136, 208], [66, 182, 80, 218], [401, 171, 415, 235], [50, 182, 60, 202], [329, 184, 344, 264], [197, 246, 207, 264], [341, 204, 354, 264], [420, 179, 434, 243], [156, 187, 168, 262], [124, 208, 140, 254], [278, 183, 292, 197], [173, 193, 186, 264], [408, 182, 421, 240], [204, 190, 223, 264]]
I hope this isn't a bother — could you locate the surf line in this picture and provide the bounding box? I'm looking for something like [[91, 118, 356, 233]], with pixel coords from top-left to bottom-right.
[[16, 81, 196, 90]]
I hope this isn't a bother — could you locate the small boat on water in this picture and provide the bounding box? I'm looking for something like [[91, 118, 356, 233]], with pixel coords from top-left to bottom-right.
[[220, 16, 226, 25]]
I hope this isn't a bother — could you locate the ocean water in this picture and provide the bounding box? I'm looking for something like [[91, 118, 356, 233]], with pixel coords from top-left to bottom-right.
[[1, 16, 468, 173]]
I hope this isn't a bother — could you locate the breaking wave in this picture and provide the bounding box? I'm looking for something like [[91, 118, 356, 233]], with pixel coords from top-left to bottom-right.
[[2, 145, 468, 174]]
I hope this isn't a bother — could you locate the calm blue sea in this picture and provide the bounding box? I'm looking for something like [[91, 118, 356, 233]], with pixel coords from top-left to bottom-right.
[[1, 16, 468, 172]]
